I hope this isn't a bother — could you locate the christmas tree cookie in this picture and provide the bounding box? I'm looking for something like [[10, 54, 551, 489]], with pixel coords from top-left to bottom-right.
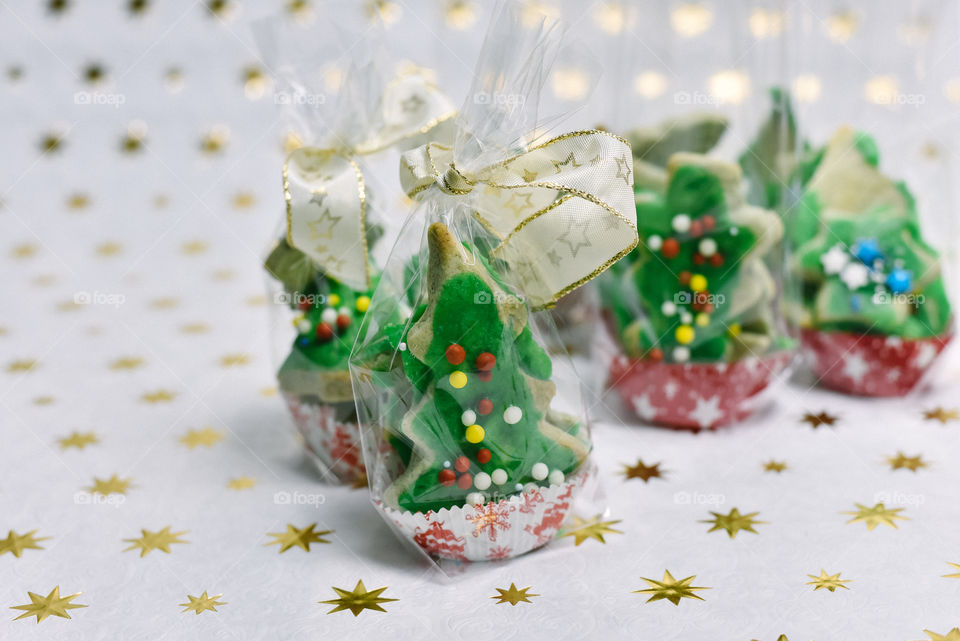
[[790, 127, 953, 395]]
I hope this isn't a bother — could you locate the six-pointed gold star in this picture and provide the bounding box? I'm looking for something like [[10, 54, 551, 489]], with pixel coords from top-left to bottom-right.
[[806, 569, 851, 592], [942, 562, 960, 579], [57, 431, 99, 450], [109, 356, 144, 370], [763, 460, 788, 473], [919, 629, 960, 641], [10, 586, 86, 623], [320, 580, 397, 616], [179, 591, 226, 615], [701, 508, 766, 538], [634, 570, 709, 605], [491, 583, 539, 605], [266, 523, 333, 553], [622, 458, 663, 482], [0, 529, 50, 558], [887, 451, 928, 472], [123, 526, 189, 557], [801, 411, 837, 428], [141, 389, 176, 403], [558, 515, 623, 546], [219, 353, 249, 367], [87, 474, 133, 495], [923, 407, 958, 424], [843, 502, 908, 530], [227, 476, 256, 490], [179, 426, 225, 449]]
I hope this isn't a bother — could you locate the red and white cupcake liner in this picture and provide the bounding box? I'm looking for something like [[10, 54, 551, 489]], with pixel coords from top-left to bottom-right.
[[282, 392, 365, 484], [377, 466, 591, 562], [609, 351, 793, 430], [801, 329, 953, 397]]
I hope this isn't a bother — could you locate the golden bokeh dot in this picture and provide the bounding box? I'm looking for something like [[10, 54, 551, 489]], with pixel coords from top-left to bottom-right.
[[444, 1, 476, 29], [366, 0, 402, 25], [671, 3, 712, 38], [246, 294, 267, 307], [748, 8, 783, 39], [180, 322, 210, 334], [943, 78, 960, 103], [32, 274, 57, 287], [180, 240, 209, 255], [67, 192, 90, 210], [551, 67, 590, 102], [521, 1, 559, 27], [824, 11, 858, 42], [39, 131, 66, 154], [205, 0, 236, 20], [286, 0, 313, 24], [199, 125, 230, 155], [864, 75, 898, 105], [243, 66, 270, 100], [634, 71, 668, 99], [149, 297, 180, 310], [593, 2, 628, 34], [164, 67, 185, 94], [121, 120, 148, 154], [899, 19, 931, 46], [708, 70, 750, 105], [793, 74, 822, 103], [33, 396, 55, 406], [232, 191, 256, 210], [282, 130, 304, 154], [95, 241, 124, 257]]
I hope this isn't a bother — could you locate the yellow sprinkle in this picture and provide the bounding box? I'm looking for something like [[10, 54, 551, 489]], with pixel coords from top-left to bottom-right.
[[675, 325, 695, 345], [449, 371, 468, 389], [728, 323, 742, 337], [465, 424, 485, 443], [291, 314, 304, 327], [355, 296, 370, 313], [689, 274, 707, 292], [327, 293, 340, 306], [695, 313, 710, 327]]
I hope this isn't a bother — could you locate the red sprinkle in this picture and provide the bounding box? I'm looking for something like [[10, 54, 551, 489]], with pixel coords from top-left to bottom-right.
[[476, 448, 492, 464], [689, 220, 703, 237], [477, 398, 493, 415], [445, 344, 466, 365], [692, 253, 705, 265], [709, 253, 724, 267], [475, 352, 496, 371], [477, 371, 493, 383], [336, 314, 351, 330], [701, 215, 716, 230], [661, 238, 680, 259], [438, 469, 456, 486], [456, 474, 473, 490], [297, 299, 312, 311], [647, 347, 664, 361], [454, 456, 470, 473], [315, 323, 334, 342], [679, 271, 692, 285]]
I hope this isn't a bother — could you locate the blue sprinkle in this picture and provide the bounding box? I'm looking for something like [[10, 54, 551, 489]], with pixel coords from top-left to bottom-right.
[[852, 238, 883, 264], [886, 268, 913, 294], [850, 294, 861, 312], [298, 337, 311, 347]]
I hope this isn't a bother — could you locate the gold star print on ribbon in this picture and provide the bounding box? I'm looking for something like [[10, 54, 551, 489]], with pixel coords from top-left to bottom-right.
[[633, 571, 709, 605], [319, 580, 397, 616], [943, 562, 960, 579], [806, 569, 851, 592], [10, 587, 86, 623], [87, 474, 133, 495], [0, 529, 50, 558], [763, 460, 788, 473], [801, 411, 837, 428], [923, 407, 958, 424], [400, 130, 638, 309], [179, 426, 225, 449], [57, 431, 99, 450], [622, 459, 663, 482], [227, 476, 256, 490], [123, 527, 189, 557], [491, 584, 539, 606], [843, 502, 908, 530], [266, 523, 333, 553], [887, 451, 928, 472], [558, 516, 623, 546], [701, 508, 766, 538], [180, 591, 226, 615], [918, 629, 960, 641]]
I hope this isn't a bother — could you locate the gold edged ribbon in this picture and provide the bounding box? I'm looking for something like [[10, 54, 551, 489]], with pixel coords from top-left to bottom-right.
[[400, 130, 638, 308], [284, 72, 456, 290]]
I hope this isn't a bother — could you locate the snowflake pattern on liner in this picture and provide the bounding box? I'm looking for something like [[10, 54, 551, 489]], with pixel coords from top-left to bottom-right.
[[467, 502, 515, 541], [283, 393, 364, 483]]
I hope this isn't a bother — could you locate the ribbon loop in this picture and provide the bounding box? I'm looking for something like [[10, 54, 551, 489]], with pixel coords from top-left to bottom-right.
[[399, 130, 639, 308]]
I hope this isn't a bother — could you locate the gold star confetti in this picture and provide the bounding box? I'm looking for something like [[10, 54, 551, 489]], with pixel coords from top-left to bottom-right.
[[491, 583, 538, 605], [180, 322, 209, 334], [10, 243, 38, 259], [243, 65, 269, 99], [56, 299, 83, 313], [942, 562, 960, 579], [123, 527, 189, 557], [923, 407, 958, 424], [622, 458, 663, 482], [351, 472, 369, 490], [843, 502, 908, 530], [320, 580, 397, 616], [246, 294, 267, 307], [109, 356, 144, 370], [801, 411, 837, 428], [120, 121, 147, 154], [266, 523, 333, 553], [141, 389, 175, 403], [558, 515, 622, 546], [199, 125, 230, 154], [205, 0, 234, 18], [179, 591, 226, 615], [10, 587, 86, 623], [66, 192, 90, 210], [701, 508, 765, 538], [260, 386, 277, 397], [82, 63, 105, 85], [128, 0, 150, 15], [57, 431, 99, 450], [33, 396, 55, 406], [232, 191, 256, 210], [180, 239, 208, 255], [47, 0, 69, 13], [887, 451, 927, 472], [39, 131, 65, 154], [282, 130, 303, 154], [149, 296, 179, 309], [179, 426, 225, 449], [919, 630, 960, 641], [212, 269, 235, 281], [227, 476, 256, 490], [763, 460, 788, 473], [88, 474, 133, 495], [0, 530, 50, 558], [219, 353, 250, 367], [7, 359, 37, 373], [32, 274, 57, 287], [806, 569, 851, 592], [634, 570, 709, 605], [95, 241, 123, 257]]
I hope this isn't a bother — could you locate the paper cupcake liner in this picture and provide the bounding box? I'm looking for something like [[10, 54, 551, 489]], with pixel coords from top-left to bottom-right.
[[801, 329, 953, 397], [376, 465, 591, 562], [609, 350, 794, 430], [282, 392, 365, 484]]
